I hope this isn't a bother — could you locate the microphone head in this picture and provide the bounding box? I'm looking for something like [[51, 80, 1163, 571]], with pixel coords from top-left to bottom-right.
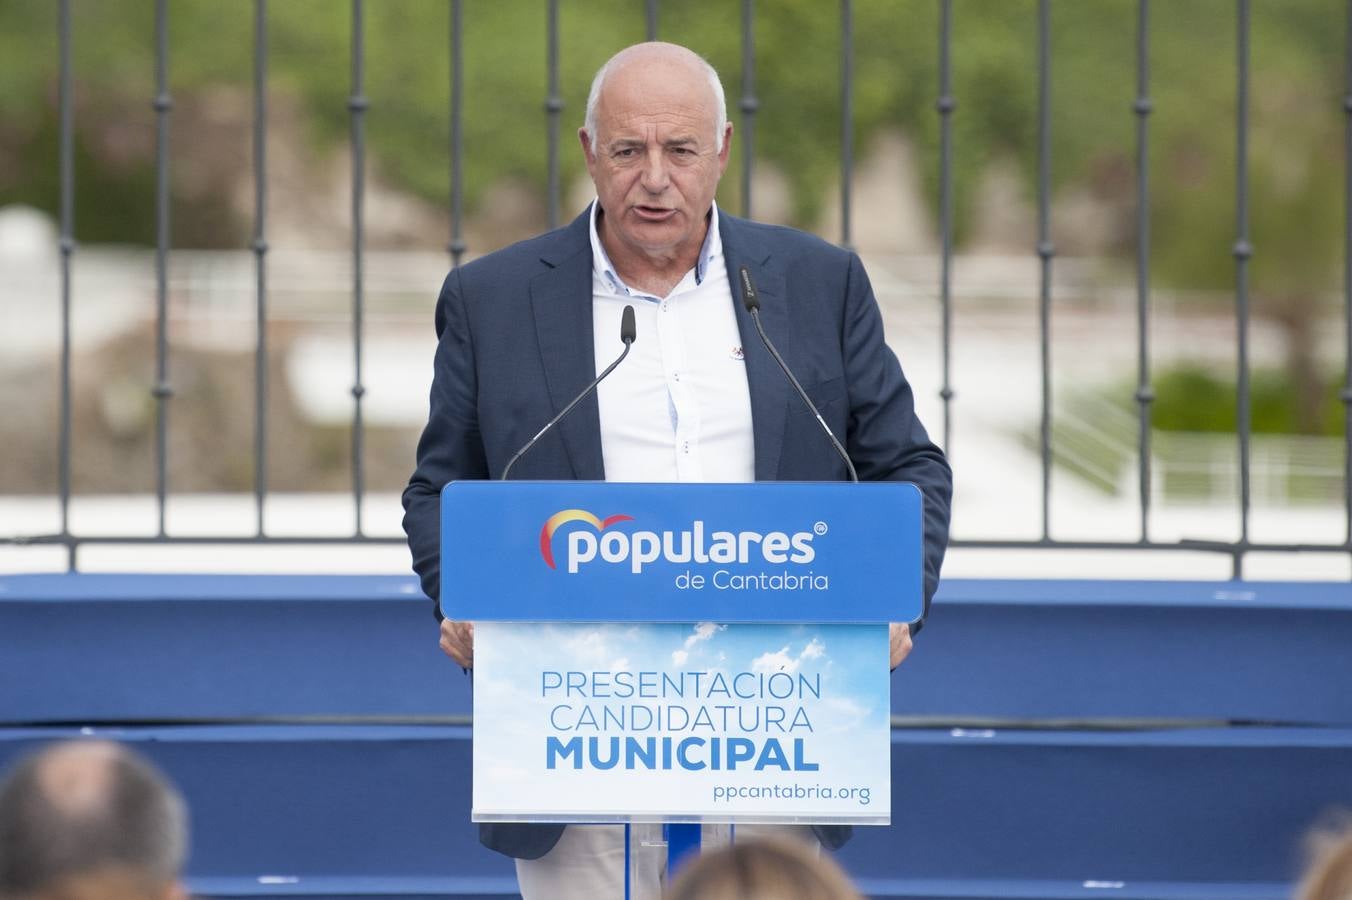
[[620, 304, 637, 345], [739, 266, 760, 312]]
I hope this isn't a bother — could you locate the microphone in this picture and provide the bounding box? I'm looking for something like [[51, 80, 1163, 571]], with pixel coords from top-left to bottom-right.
[[619, 302, 636, 344], [739, 267, 858, 483], [500, 305, 637, 480]]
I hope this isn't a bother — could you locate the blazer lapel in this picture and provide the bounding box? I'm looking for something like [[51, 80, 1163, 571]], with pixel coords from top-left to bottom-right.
[[721, 215, 790, 481], [529, 211, 606, 480]]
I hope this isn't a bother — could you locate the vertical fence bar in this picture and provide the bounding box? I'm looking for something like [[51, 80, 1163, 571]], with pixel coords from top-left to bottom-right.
[[1233, 0, 1252, 576], [647, 0, 658, 41], [546, 0, 561, 230], [152, 0, 173, 538], [1344, 0, 1352, 556], [937, 0, 955, 454], [449, 0, 465, 267], [1037, 0, 1055, 540], [740, 0, 757, 219], [57, 0, 75, 568], [1134, 0, 1154, 542], [840, 0, 854, 250], [349, 0, 368, 536], [253, 0, 269, 537]]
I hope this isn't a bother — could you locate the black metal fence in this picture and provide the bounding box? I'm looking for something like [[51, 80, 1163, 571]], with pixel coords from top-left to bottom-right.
[[10, 0, 1352, 578]]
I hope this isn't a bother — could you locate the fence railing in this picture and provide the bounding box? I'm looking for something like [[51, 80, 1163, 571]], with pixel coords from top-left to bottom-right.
[[5, 0, 1351, 578], [1053, 399, 1348, 506]]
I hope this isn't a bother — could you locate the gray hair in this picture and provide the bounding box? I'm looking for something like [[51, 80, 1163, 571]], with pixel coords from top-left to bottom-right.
[[583, 45, 728, 153], [0, 742, 189, 896]]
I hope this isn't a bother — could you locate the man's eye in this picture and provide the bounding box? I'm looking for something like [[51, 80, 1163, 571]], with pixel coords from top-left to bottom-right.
[[613, 148, 637, 158]]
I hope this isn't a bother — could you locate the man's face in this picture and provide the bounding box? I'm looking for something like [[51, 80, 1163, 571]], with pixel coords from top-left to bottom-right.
[[580, 55, 732, 264]]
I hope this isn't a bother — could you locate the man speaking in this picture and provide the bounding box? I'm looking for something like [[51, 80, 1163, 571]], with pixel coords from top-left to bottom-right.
[[402, 41, 952, 899]]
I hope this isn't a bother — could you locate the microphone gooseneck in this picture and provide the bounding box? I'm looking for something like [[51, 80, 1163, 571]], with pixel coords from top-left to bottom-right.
[[738, 266, 858, 483], [500, 304, 637, 480]]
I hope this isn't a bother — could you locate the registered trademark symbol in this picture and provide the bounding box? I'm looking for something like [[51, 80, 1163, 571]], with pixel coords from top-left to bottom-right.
[[814, 521, 828, 535]]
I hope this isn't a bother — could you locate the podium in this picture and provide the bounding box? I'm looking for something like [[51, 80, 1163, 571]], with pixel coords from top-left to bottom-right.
[[442, 480, 924, 896]]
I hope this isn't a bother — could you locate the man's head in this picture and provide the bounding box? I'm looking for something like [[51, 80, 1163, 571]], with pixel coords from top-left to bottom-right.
[[1298, 818, 1352, 900], [666, 837, 864, 900], [579, 42, 732, 268], [0, 742, 188, 900]]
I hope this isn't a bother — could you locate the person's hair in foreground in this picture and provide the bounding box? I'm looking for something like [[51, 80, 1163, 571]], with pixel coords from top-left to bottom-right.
[[1298, 817, 1352, 900], [664, 837, 863, 900], [0, 741, 188, 900]]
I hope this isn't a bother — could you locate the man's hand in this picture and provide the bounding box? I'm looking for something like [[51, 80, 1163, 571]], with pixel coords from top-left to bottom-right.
[[888, 622, 913, 670], [439, 618, 474, 668]]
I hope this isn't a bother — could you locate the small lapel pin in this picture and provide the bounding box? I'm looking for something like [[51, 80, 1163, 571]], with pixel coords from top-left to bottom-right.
[[731, 346, 745, 361]]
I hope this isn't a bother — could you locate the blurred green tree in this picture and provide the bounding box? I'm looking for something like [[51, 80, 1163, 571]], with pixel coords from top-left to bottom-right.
[[0, 0, 1344, 433]]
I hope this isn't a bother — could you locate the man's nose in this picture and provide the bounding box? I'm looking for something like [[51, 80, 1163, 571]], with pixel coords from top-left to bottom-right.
[[639, 148, 670, 192]]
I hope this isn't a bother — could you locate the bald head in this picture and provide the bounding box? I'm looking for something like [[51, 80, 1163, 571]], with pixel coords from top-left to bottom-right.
[[0, 742, 187, 900], [32, 743, 121, 820], [583, 42, 727, 153]]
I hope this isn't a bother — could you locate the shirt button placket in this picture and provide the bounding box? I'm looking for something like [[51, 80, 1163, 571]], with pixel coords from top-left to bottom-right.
[[664, 297, 692, 479]]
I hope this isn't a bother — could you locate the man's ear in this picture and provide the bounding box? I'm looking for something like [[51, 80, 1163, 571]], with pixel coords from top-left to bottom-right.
[[578, 127, 594, 159], [717, 122, 734, 170]]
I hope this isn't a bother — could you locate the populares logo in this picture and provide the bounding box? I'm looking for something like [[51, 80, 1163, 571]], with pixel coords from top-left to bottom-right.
[[539, 509, 635, 570], [539, 509, 818, 575]]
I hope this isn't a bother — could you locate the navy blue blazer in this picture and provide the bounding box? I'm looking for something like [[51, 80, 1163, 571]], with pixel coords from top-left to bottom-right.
[[401, 206, 953, 860]]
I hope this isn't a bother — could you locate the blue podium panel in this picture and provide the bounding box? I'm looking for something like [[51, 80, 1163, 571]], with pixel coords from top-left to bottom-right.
[[440, 481, 925, 624]]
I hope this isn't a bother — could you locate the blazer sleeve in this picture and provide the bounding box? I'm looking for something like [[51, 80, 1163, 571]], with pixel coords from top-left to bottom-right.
[[401, 268, 489, 618], [840, 252, 953, 630]]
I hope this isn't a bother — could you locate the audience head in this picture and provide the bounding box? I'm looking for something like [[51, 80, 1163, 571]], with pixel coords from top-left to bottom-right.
[[0, 741, 188, 900], [664, 837, 863, 900], [1298, 818, 1352, 900]]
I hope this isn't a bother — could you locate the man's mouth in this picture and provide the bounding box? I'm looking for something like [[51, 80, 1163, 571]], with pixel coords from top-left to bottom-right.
[[634, 205, 676, 221]]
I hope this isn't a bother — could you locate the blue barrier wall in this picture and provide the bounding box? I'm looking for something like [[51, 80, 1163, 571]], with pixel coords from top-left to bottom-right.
[[2, 574, 1350, 899], [5, 575, 1350, 725]]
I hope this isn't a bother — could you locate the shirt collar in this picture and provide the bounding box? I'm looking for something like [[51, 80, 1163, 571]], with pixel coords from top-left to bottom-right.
[[588, 200, 722, 297]]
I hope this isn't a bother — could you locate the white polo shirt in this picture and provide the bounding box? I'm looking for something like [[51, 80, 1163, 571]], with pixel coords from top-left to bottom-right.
[[589, 201, 755, 483]]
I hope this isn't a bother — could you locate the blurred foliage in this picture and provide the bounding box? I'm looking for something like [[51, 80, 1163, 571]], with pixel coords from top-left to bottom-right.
[[1133, 363, 1347, 437], [0, 0, 1344, 299], [2, 1, 1348, 491]]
